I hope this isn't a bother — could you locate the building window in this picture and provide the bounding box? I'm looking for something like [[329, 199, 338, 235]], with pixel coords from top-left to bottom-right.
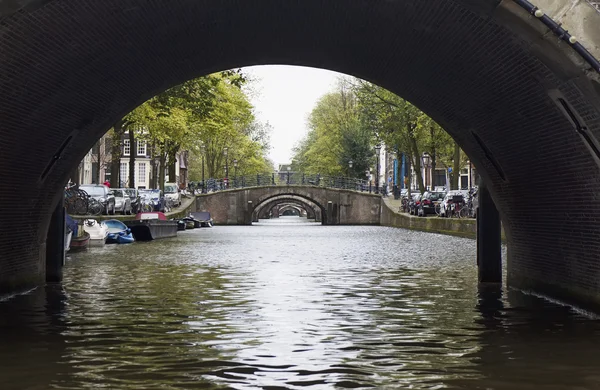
[[120, 163, 127, 187], [137, 141, 147, 156], [123, 139, 130, 156], [138, 163, 146, 184]]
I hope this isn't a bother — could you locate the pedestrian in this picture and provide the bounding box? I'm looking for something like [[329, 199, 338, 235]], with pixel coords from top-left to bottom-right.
[[103, 179, 110, 187]]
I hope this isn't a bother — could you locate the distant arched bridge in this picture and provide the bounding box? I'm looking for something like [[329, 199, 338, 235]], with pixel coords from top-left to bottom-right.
[[196, 184, 381, 225]]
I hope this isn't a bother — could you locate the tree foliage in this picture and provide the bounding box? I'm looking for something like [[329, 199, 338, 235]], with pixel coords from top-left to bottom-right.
[[112, 71, 272, 189], [292, 77, 469, 191]]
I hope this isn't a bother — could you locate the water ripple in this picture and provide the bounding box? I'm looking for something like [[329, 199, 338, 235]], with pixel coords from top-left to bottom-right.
[[1, 218, 599, 389]]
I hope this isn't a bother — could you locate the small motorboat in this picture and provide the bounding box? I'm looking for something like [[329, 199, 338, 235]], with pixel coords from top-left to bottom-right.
[[125, 212, 178, 241], [191, 211, 213, 227], [182, 216, 201, 228], [84, 219, 108, 246], [103, 219, 135, 244], [69, 231, 90, 251], [182, 218, 196, 229]]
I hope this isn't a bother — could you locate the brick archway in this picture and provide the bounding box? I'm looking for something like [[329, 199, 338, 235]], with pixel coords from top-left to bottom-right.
[[1, 0, 600, 307]]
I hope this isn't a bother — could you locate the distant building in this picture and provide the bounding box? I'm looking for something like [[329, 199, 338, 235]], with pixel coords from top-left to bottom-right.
[[73, 131, 189, 189]]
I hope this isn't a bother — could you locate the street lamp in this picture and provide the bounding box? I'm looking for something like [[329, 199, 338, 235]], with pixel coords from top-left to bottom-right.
[[287, 165, 291, 185], [200, 144, 206, 193], [374, 144, 381, 193], [421, 152, 431, 191], [233, 159, 238, 188]]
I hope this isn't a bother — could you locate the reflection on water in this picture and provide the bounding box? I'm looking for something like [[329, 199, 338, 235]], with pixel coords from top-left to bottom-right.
[[2, 217, 600, 389]]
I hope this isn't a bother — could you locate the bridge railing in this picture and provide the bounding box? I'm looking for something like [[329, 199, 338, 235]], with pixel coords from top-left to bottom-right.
[[191, 174, 381, 194]]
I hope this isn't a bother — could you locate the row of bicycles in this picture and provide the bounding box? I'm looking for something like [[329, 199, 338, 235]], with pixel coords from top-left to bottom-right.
[[64, 188, 105, 215], [400, 190, 478, 219]]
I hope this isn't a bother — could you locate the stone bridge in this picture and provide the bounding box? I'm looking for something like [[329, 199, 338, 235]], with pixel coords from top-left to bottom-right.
[[195, 186, 381, 225], [1, 0, 600, 310]]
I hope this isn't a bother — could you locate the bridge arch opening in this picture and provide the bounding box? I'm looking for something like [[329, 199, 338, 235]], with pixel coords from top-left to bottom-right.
[[252, 194, 325, 225], [1, 0, 600, 306]]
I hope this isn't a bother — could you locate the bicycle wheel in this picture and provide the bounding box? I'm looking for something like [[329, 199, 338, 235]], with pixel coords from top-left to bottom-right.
[[88, 200, 103, 215], [459, 207, 469, 218]]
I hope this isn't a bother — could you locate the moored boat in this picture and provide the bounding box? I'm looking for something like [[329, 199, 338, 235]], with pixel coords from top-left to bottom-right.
[[190, 211, 213, 227], [104, 219, 135, 244], [84, 219, 108, 246], [125, 212, 178, 241], [172, 219, 186, 231], [182, 216, 201, 228], [69, 231, 90, 251]]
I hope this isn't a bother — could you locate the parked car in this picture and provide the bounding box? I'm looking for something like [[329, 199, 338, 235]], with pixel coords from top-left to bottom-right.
[[112, 189, 132, 215], [439, 190, 468, 217], [164, 183, 181, 207], [408, 193, 422, 215], [79, 184, 116, 215], [417, 191, 446, 217], [124, 188, 141, 214], [139, 189, 169, 212]]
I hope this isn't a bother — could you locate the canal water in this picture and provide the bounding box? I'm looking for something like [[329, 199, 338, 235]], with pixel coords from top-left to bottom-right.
[[2, 217, 600, 389]]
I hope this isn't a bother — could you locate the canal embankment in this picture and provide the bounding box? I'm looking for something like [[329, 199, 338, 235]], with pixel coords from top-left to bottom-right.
[[380, 197, 507, 241], [380, 197, 477, 239]]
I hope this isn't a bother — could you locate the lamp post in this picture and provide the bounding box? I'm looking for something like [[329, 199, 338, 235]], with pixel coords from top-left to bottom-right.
[[200, 144, 206, 193], [374, 144, 381, 193], [223, 147, 229, 188], [421, 152, 431, 191], [287, 166, 291, 185], [233, 159, 238, 188]]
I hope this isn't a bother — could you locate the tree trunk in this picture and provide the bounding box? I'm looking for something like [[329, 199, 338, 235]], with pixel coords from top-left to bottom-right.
[[159, 149, 166, 193], [69, 162, 81, 186], [128, 128, 136, 189], [168, 147, 177, 183], [110, 120, 124, 188], [408, 133, 425, 193], [452, 141, 460, 190]]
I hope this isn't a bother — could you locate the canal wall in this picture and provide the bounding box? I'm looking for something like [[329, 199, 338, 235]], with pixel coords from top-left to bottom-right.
[[380, 198, 477, 239]]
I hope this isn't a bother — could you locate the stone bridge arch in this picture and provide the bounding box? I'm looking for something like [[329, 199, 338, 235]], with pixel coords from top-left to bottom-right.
[[1, 0, 600, 307], [252, 195, 323, 223]]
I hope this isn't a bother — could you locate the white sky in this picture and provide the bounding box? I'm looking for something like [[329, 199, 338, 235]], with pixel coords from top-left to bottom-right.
[[242, 65, 343, 167]]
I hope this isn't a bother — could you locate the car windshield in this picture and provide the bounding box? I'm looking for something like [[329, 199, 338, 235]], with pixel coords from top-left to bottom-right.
[[112, 190, 124, 197], [430, 192, 444, 201], [81, 186, 105, 196], [165, 185, 177, 193]]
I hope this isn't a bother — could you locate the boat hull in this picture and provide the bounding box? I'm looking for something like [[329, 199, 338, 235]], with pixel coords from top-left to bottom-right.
[[125, 220, 178, 241], [69, 232, 90, 251]]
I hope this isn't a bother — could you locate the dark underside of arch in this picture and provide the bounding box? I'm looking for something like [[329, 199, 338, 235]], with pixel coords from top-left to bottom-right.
[[1, 0, 600, 308]]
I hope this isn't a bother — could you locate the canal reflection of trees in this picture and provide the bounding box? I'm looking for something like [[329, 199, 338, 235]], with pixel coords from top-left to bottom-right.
[[58, 244, 254, 388]]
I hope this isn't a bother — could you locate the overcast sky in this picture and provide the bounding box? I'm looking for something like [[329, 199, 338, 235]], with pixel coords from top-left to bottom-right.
[[242, 65, 343, 167]]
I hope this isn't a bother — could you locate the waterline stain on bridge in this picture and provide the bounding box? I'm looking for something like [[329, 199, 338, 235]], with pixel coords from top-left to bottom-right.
[[1, 219, 600, 389]]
